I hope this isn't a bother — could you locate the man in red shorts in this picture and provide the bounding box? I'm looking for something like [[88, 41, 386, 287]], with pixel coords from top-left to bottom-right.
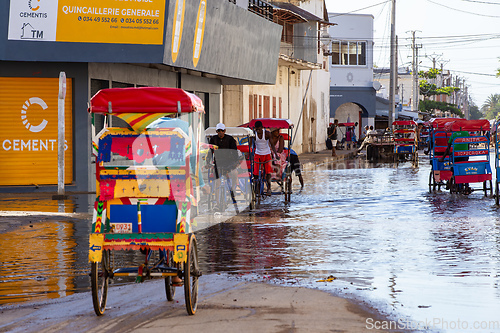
[[252, 120, 277, 195]]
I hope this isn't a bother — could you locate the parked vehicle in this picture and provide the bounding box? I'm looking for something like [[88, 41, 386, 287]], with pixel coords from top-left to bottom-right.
[[428, 118, 456, 192], [393, 120, 418, 164], [444, 119, 492, 196], [88, 87, 203, 316]]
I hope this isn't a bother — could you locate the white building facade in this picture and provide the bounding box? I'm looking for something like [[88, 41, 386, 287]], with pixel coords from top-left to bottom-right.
[[328, 13, 376, 135]]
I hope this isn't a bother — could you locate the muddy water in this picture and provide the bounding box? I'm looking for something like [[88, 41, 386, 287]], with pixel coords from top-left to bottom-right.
[[1, 156, 500, 331], [197, 157, 500, 330]]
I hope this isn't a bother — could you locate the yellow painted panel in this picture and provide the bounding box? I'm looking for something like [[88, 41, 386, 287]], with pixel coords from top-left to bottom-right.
[[56, 0, 166, 45], [0, 77, 73, 186]]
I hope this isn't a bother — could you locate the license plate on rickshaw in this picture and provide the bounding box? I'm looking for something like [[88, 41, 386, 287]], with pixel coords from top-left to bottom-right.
[[111, 223, 132, 233]]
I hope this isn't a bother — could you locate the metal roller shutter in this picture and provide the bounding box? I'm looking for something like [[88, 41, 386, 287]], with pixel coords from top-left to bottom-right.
[[0, 77, 73, 186]]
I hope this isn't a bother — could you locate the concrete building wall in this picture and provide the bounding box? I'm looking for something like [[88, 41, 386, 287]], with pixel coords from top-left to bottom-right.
[[328, 13, 374, 88], [328, 12, 375, 133], [163, 0, 282, 84], [375, 69, 415, 107]]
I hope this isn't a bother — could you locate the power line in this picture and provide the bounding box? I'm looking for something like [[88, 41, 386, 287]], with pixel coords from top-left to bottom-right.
[[419, 64, 498, 77], [329, 0, 391, 18], [460, 0, 500, 5], [426, 0, 500, 17]]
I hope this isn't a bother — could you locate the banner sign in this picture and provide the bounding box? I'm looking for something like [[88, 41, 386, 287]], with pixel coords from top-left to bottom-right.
[[0, 77, 73, 186], [8, 0, 166, 45]]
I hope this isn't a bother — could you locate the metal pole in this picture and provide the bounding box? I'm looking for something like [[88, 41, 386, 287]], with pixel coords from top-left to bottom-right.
[[389, 0, 396, 127], [57, 72, 66, 197]]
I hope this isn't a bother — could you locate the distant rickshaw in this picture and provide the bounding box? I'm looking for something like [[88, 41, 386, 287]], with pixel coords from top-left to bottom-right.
[[493, 119, 500, 204], [392, 120, 418, 164], [428, 118, 457, 192], [241, 118, 294, 208], [442, 119, 492, 196]]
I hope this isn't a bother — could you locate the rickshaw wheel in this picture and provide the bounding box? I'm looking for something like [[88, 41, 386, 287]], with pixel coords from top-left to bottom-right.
[[483, 180, 493, 197], [163, 250, 175, 301], [428, 171, 436, 192], [449, 177, 455, 194], [250, 184, 256, 210], [91, 250, 110, 316], [284, 176, 292, 203], [496, 182, 499, 206], [184, 234, 199, 315]]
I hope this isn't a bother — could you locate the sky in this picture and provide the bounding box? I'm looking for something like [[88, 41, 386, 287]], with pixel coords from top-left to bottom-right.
[[324, 0, 500, 108]]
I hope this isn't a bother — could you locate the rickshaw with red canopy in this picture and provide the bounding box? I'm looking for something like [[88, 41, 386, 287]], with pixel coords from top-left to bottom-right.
[[443, 119, 492, 195], [241, 118, 294, 208], [392, 120, 418, 164], [88, 87, 203, 316], [494, 120, 500, 205], [428, 118, 457, 191]]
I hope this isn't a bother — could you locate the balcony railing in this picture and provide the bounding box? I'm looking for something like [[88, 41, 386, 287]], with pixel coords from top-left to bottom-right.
[[248, 0, 273, 21]]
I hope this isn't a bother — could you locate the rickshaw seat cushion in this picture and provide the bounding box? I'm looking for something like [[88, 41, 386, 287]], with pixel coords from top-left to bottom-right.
[[109, 203, 178, 233]]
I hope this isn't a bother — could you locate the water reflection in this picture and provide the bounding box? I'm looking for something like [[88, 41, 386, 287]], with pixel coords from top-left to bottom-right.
[[1, 156, 500, 329], [0, 193, 95, 214], [0, 221, 77, 304], [196, 156, 500, 327]]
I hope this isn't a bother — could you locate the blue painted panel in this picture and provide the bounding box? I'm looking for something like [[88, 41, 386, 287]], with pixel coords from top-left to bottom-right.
[[110, 203, 177, 233]]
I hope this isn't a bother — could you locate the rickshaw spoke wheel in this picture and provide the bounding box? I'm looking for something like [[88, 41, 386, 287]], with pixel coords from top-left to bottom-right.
[[184, 234, 199, 315], [428, 171, 433, 192], [162, 250, 175, 301], [496, 182, 499, 206], [91, 250, 110, 316], [284, 176, 292, 202]]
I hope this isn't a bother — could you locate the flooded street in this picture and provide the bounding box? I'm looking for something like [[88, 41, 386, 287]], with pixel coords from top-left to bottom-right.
[[1, 154, 500, 330], [198, 156, 500, 329]]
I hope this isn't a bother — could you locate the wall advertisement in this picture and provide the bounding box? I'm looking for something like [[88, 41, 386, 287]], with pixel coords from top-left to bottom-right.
[[0, 78, 73, 186], [8, 0, 166, 45]]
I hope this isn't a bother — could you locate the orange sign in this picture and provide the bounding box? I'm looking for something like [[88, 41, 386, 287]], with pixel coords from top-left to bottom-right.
[[0, 78, 73, 186], [56, 0, 166, 44]]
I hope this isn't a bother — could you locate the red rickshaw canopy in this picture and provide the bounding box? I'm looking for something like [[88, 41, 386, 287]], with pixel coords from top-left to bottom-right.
[[89, 87, 205, 114], [240, 118, 294, 129], [429, 118, 462, 129], [444, 119, 490, 132]]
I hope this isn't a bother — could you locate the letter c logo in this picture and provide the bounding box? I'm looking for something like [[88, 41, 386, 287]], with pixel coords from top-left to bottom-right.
[[21, 97, 49, 133], [29, 0, 40, 11]]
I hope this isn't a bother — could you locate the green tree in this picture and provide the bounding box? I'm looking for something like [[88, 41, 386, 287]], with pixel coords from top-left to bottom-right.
[[481, 94, 500, 119], [419, 100, 464, 117], [468, 103, 483, 120]]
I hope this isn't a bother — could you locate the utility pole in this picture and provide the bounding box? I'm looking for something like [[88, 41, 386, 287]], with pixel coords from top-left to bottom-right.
[[410, 31, 422, 114], [389, 0, 396, 127], [464, 85, 469, 119]]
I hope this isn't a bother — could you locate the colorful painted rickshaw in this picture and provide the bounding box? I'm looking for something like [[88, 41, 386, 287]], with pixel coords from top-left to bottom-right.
[[492, 119, 500, 204], [88, 87, 204, 316], [442, 119, 492, 195], [241, 118, 294, 208], [204, 127, 254, 212], [428, 118, 456, 191], [392, 120, 418, 164]]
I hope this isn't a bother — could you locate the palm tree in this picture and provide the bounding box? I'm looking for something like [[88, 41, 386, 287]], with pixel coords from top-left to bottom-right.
[[482, 94, 500, 119]]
